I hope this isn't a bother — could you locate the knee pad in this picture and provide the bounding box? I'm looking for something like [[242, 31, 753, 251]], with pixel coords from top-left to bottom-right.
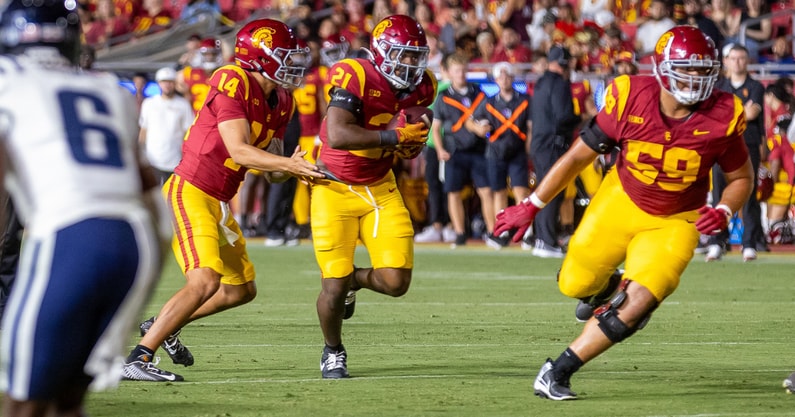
[[594, 280, 653, 343]]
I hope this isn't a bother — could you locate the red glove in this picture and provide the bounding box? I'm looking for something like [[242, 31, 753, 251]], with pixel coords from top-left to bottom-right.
[[695, 204, 732, 235], [494, 197, 543, 243]]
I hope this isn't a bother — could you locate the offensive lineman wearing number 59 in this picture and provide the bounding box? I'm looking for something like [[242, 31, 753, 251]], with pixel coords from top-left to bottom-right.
[[494, 26, 753, 400]]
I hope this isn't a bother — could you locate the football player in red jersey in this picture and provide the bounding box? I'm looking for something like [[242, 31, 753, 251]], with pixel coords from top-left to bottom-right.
[[177, 37, 224, 113], [312, 14, 437, 379], [122, 19, 324, 382], [494, 26, 754, 400]]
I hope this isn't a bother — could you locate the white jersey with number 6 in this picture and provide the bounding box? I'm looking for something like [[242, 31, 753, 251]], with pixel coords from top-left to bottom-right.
[[0, 55, 143, 236]]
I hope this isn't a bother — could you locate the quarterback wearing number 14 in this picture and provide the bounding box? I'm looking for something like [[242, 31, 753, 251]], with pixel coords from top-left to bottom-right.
[[494, 26, 753, 400]]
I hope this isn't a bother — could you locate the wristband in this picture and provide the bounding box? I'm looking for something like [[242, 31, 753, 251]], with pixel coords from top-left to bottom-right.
[[715, 203, 732, 218], [523, 192, 547, 209], [379, 130, 398, 147]]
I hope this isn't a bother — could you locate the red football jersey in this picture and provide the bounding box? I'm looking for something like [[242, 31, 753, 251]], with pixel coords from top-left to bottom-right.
[[293, 66, 325, 137], [571, 80, 591, 117], [183, 67, 212, 113], [768, 123, 795, 181], [597, 75, 749, 215], [766, 104, 790, 149], [318, 58, 437, 184], [175, 65, 294, 201]]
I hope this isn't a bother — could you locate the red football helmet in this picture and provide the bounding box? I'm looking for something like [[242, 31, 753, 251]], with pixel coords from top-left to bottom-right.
[[296, 38, 313, 68], [369, 15, 429, 90], [652, 25, 720, 105], [235, 19, 308, 87], [192, 37, 224, 71], [320, 33, 350, 67]]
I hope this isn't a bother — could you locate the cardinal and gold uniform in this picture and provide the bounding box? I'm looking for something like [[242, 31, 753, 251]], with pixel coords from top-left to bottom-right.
[[167, 64, 294, 285], [312, 58, 437, 278], [559, 75, 748, 302], [767, 118, 795, 206], [292, 65, 327, 226], [181, 67, 213, 113]]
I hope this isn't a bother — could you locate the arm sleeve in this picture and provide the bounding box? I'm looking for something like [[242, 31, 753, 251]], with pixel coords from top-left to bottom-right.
[[327, 86, 363, 117]]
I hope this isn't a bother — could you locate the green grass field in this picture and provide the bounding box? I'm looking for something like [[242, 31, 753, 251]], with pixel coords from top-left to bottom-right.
[[86, 243, 795, 417]]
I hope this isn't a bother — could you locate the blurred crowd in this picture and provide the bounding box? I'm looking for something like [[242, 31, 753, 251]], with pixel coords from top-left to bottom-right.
[[82, 0, 795, 67], [110, 0, 795, 253]]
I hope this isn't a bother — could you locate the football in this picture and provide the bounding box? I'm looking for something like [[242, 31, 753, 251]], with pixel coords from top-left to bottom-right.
[[386, 106, 434, 130]]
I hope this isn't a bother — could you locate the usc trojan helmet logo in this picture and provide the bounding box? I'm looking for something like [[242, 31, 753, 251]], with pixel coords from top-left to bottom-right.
[[655, 31, 673, 56], [252, 27, 276, 49], [372, 20, 392, 40]]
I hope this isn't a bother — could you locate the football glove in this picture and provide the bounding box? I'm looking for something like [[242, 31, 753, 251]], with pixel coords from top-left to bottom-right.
[[494, 200, 542, 243], [695, 204, 731, 235], [395, 122, 429, 145]]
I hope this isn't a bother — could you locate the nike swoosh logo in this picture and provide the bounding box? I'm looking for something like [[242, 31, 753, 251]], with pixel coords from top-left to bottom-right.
[[281, 111, 287, 116], [693, 130, 709, 136], [388, 188, 396, 193], [160, 373, 178, 381], [416, 99, 424, 105]]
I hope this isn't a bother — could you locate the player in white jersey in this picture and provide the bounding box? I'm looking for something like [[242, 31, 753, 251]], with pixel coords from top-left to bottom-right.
[[0, 1, 169, 415]]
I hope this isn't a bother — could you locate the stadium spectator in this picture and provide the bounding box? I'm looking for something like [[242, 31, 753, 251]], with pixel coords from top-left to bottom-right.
[[527, 0, 556, 51], [122, 19, 322, 382], [527, 45, 581, 257], [492, 27, 533, 64], [532, 11, 558, 51], [471, 31, 497, 64], [579, 0, 612, 25], [634, 0, 676, 56], [707, 43, 765, 261], [139, 67, 195, 185], [340, 0, 369, 41], [708, 0, 741, 41], [679, 0, 724, 49], [470, 62, 532, 249], [730, 0, 771, 63], [485, 0, 533, 43], [113, 0, 142, 20], [0, 0, 167, 413], [312, 15, 436, 379], [494, 25, 752, 401], [371, 0, 394, 29], [433, 53, 494, 247], [131, 0, 172, 37], [318, 17, 339, 41], [415, 3, 440, 35], [613, 50, 639, 75], [759, 36, 795, 67], [180, 0, 221, 24], [438, 2, 478, 55], [426, 31, 444, 71], [554, 3, 580, 38]]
